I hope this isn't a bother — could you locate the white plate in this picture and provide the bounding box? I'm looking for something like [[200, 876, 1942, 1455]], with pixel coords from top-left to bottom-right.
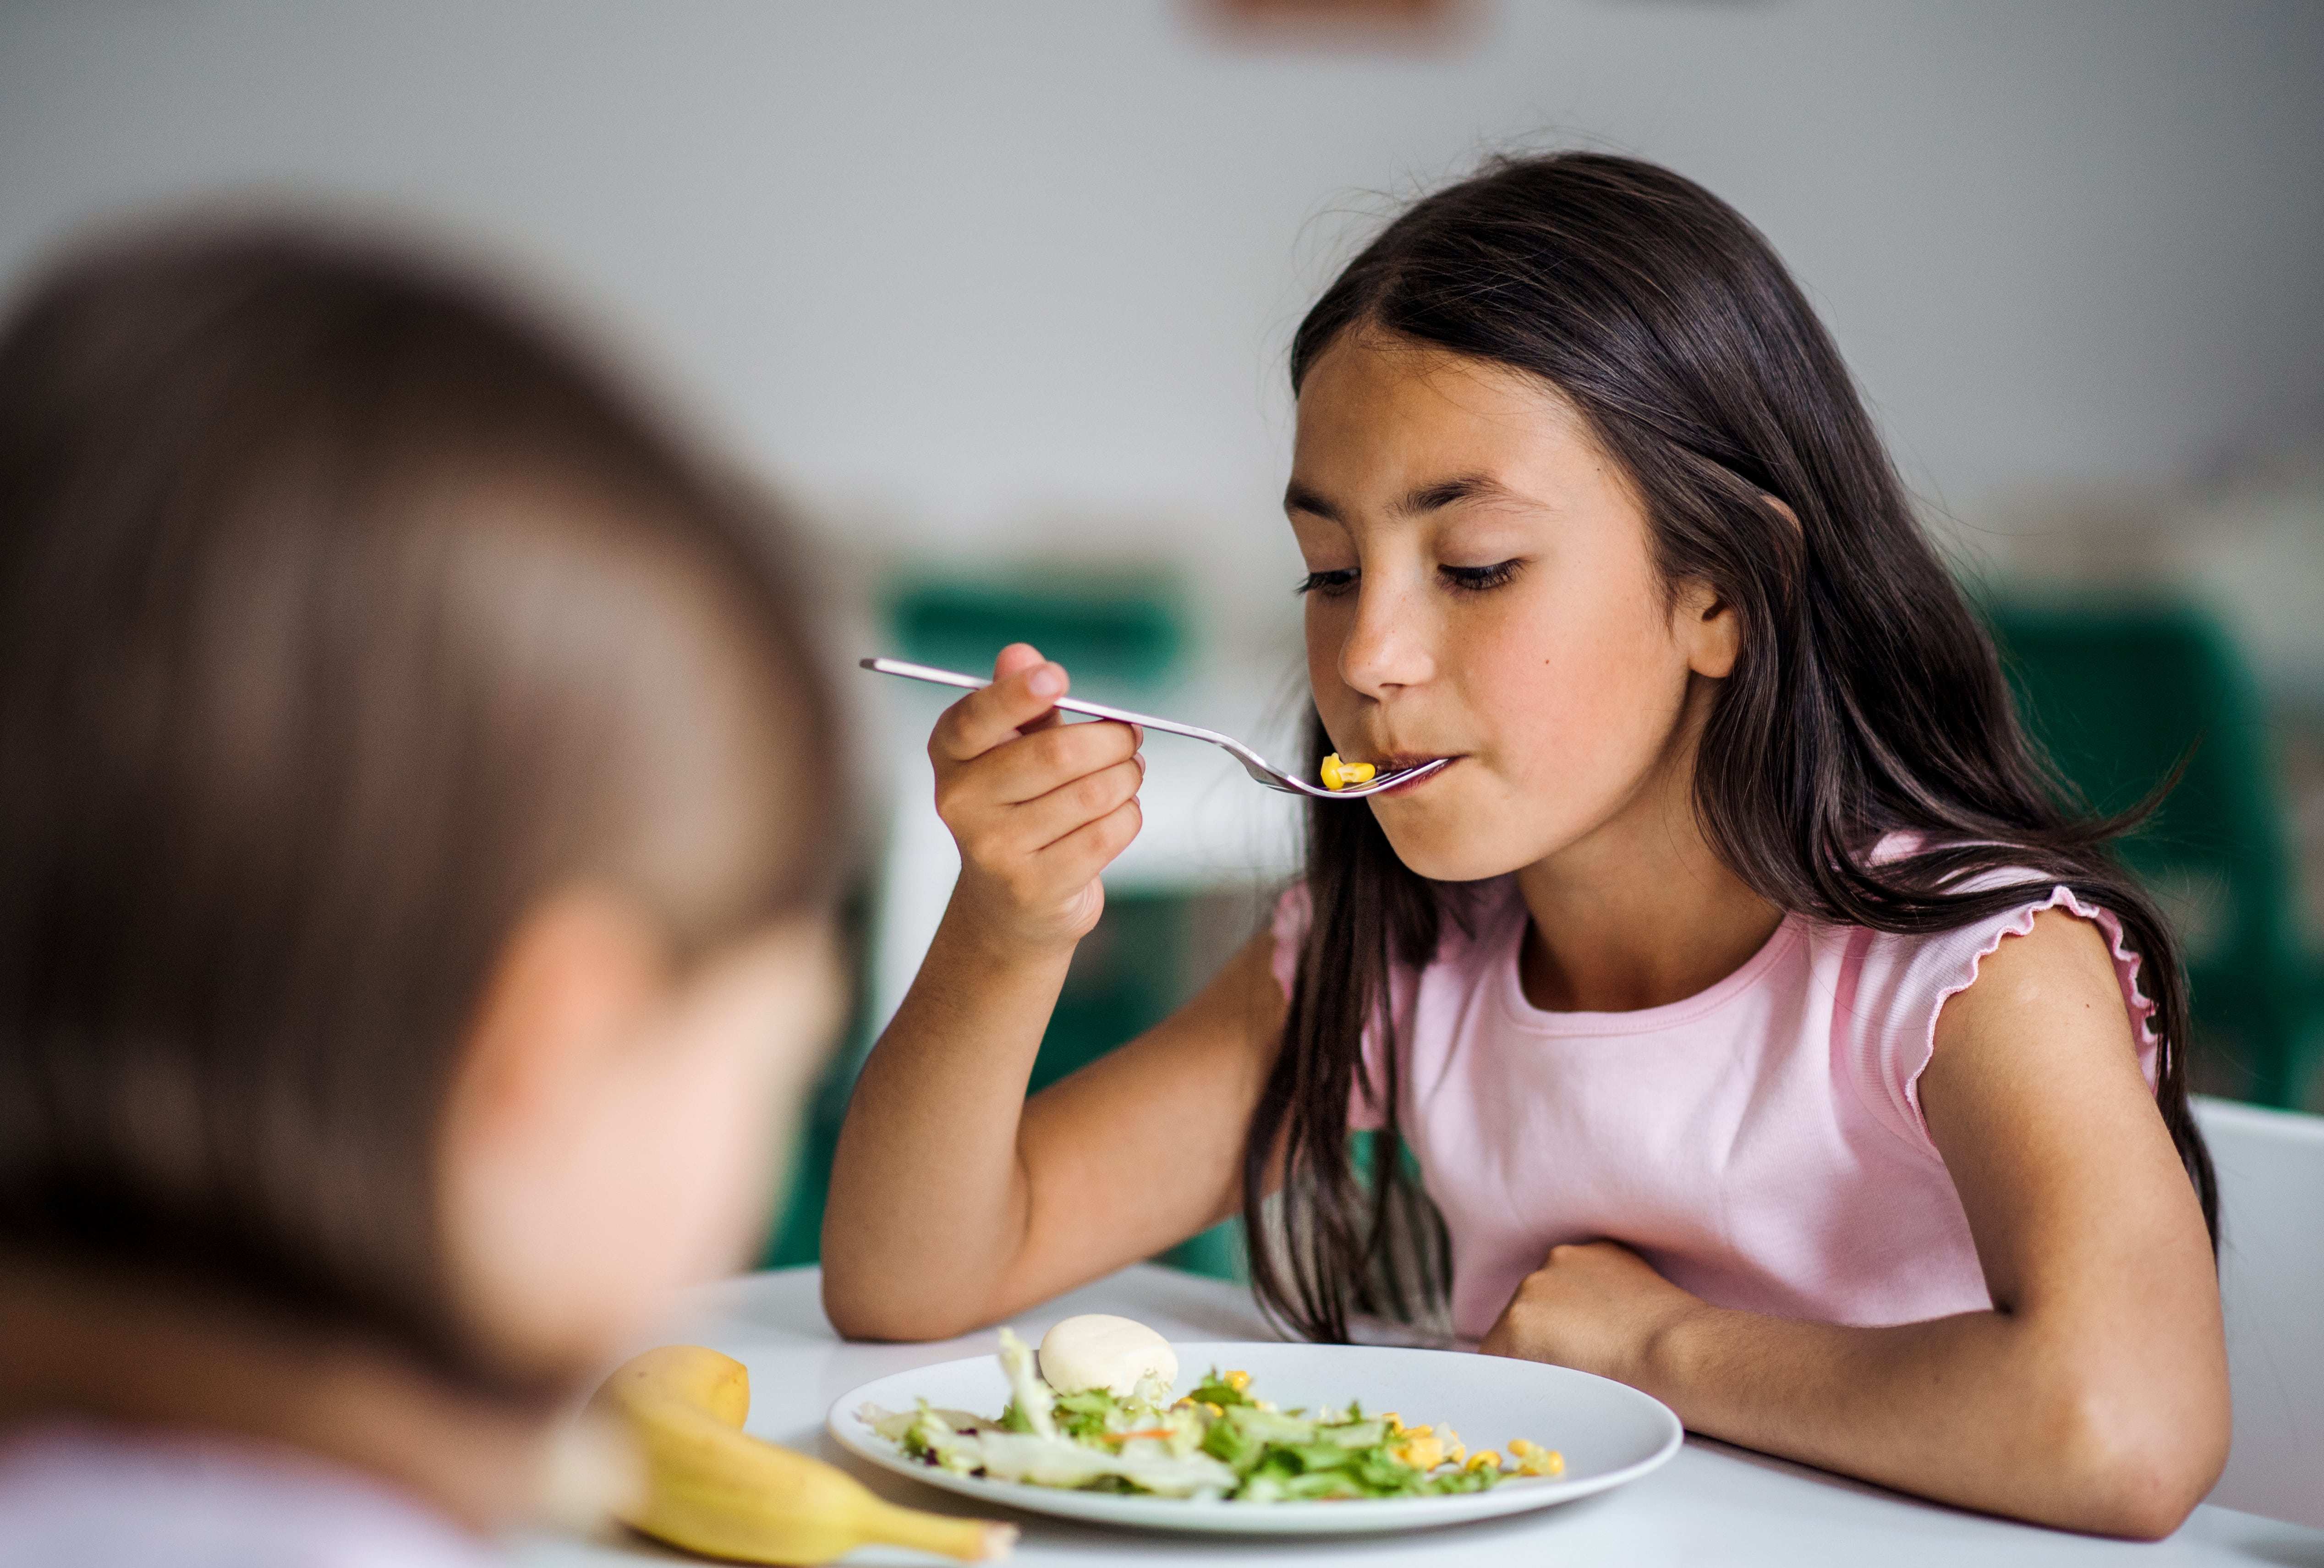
[[827, 1340, 1681, 1536]]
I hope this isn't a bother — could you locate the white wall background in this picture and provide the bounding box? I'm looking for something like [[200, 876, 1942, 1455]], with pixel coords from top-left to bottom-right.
[[3, 0, 2320, 643]]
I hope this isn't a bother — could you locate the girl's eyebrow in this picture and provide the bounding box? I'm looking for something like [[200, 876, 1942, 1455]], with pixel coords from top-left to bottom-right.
[[1398, 472, 1523, 514], [1284, 472, 1529, 523], [1283, 478, 1342, 522]]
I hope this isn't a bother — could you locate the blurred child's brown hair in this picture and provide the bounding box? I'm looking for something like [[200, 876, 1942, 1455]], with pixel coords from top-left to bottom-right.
[[0, 220, 842, 1389]]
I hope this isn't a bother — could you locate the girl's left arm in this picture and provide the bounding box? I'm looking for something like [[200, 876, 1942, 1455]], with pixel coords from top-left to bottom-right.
[[1480, 908, 2230, 1539]]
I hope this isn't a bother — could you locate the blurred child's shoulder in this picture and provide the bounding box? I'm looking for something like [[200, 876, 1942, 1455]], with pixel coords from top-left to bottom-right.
[[0, 1421, 493, 1568]]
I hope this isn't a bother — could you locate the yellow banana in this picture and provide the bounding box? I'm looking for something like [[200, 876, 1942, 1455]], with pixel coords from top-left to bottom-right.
[[592, 1345, 1015, 1564]]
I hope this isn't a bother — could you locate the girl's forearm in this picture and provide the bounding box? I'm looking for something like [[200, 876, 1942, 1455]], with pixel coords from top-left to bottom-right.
[[1642, 1303, 2207, 1538], [820, 894, 1074, 1340]]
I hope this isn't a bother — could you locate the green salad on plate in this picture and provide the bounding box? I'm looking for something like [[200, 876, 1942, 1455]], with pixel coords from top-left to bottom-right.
[[860, 1329, 1564, 1503]]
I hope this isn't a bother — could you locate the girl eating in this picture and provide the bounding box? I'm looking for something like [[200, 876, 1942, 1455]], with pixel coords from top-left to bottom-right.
[[823, 153, 2228, 1538]]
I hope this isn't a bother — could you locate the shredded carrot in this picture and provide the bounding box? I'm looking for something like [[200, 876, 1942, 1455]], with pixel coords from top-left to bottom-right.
[[1101, 1427, 1178, 1444]]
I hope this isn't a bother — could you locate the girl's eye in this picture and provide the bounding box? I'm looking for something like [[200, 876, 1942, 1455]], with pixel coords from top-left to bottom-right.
[[1294, 568, 1359, 598], [1440, 559, 1525, 593]]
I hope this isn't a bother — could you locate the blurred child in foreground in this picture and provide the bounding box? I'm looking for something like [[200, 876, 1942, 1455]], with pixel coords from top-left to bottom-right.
[[0, 222, 847, 1564]]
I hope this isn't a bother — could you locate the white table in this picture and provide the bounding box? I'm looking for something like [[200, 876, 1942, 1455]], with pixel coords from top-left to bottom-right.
[[515, 1265, 2323, 1568]]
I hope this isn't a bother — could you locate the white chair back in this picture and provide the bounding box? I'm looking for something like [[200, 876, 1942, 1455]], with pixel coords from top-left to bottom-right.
[[2196, 1095, 2324, 1528]]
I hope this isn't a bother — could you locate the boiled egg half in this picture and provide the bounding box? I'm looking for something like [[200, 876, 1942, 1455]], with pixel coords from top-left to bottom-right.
[[1036, 1314, 1178, 1397]]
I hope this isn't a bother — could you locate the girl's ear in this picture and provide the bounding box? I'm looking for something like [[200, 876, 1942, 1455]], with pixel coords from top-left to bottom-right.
[[1677, 493, 1790, 680], [1675, 578, 1741, 680], [447, 888, 667, 1145]]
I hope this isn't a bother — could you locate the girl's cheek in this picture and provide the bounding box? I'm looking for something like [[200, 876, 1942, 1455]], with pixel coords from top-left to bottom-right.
[[448, 1047, 708, 1379], [438, 946, 838, 1380], [547, 1005, 791, 1362], [1455, 588, 1695, 831], [574, 1045, 737, 1355], [654, 949, 842, 1285]]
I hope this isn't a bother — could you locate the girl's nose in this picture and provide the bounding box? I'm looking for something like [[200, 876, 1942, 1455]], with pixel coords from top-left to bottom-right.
[[1337, 577, 1436, 698]]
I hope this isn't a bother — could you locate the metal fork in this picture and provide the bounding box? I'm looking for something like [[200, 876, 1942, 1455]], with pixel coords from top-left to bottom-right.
[[859, 657, 1449, 800]]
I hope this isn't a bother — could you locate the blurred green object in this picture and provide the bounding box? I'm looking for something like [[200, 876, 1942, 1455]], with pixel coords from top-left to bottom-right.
[[762, 886, 1247, 1281], [1983, 595, 2324, 1108], [885, 568, 1186, 689], [762, 881, 876, 1270], [760, 1053, 851, 1268], [1023, 892, 1246, 1281]]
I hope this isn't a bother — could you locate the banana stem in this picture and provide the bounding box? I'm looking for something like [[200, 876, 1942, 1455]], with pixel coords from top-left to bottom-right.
[[860, 1498, 1019, 1562]]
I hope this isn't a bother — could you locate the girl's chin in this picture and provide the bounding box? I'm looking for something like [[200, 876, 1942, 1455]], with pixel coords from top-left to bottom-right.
[[1375, 815, 1540, 885], [1393, 847, 1533, 884]]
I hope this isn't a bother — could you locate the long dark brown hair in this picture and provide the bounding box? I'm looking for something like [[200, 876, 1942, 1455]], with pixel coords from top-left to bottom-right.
[[1241, 153, 2217, 1343], [0, 219, 841, 1389]]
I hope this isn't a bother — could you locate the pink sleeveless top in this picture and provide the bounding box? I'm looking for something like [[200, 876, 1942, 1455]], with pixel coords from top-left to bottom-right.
[[1268, 872, 2158, 1342]]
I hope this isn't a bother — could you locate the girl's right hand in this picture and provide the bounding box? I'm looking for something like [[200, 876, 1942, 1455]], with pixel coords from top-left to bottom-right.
[[929, 642, 1145, 953]]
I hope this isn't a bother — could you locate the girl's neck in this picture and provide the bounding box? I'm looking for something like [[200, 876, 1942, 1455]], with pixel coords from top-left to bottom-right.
[[1513, 697, 1782, 1015], [0, 1257, 562, 1538]]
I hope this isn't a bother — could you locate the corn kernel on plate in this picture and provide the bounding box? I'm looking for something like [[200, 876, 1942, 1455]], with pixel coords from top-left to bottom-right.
[[828, 1340, 1681, 1535]]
